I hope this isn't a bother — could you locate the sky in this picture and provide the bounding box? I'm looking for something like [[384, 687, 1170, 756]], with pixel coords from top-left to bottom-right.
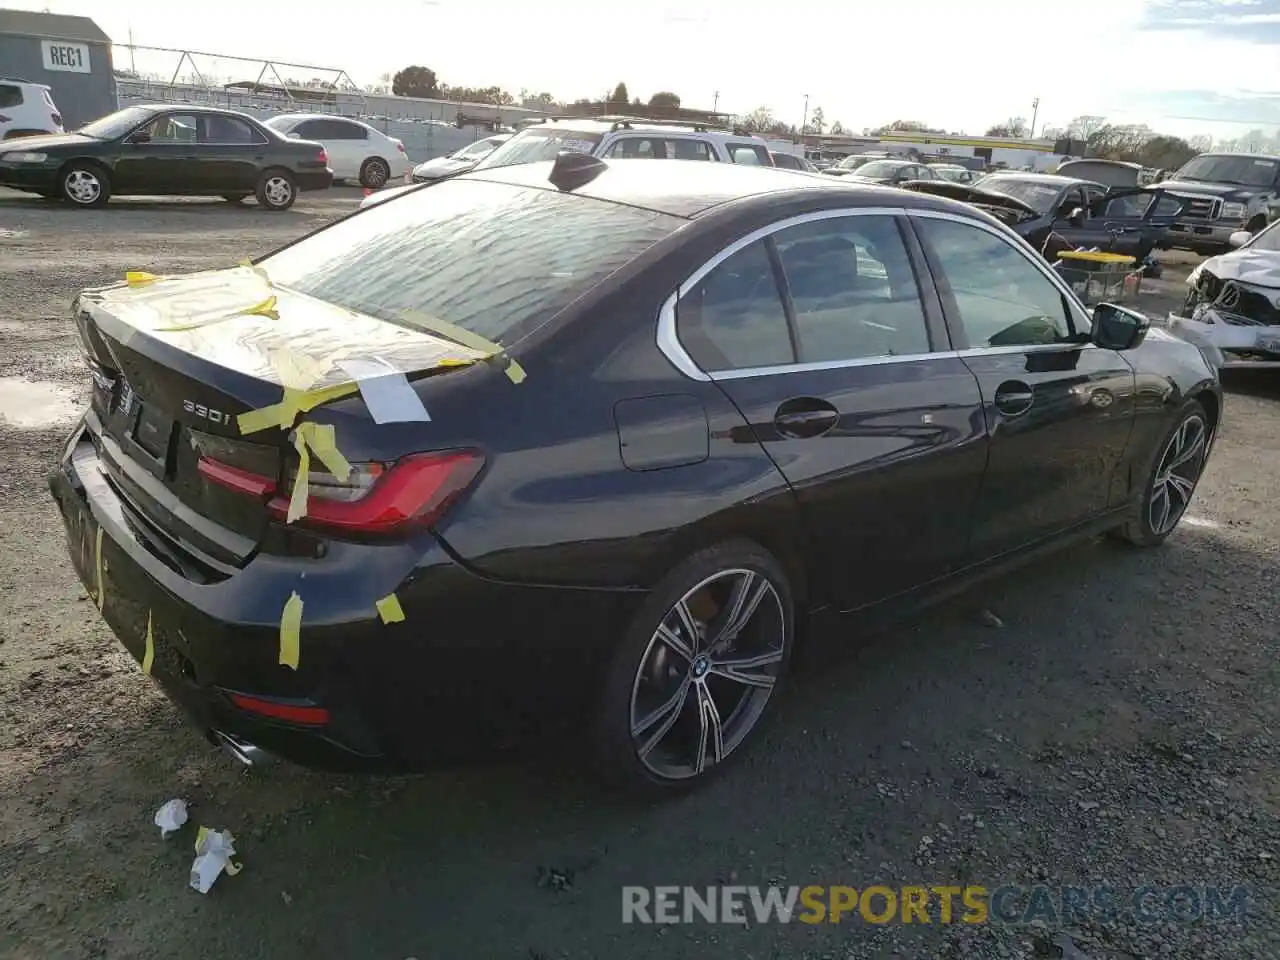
[[12, 0, 1280, 139]]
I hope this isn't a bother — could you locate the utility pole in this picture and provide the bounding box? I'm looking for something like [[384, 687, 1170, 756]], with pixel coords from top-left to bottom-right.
[[128, 26, 136, 74], [1030, 97, 1040, 138], [800, 93, 809, 143], [712, 90, 719, 114]]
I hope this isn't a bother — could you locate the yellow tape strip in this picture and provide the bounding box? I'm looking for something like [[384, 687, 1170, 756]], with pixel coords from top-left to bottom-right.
[[195, 826, 209, 851], [126, 271, 159, 287], [94, 526, 105, 611], [142, 612, 155, 675], [241, 295, 279, 321], [375, 593, 405, 624], [402, 310, 527, 384], [286, 422, 351, 523], [279, 591, 303, 670], [237, 381, 360, 436]]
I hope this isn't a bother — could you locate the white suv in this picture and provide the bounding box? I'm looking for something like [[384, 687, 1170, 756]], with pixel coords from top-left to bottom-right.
[[473, 117, 774, 171], [0, 78, 64, 140]]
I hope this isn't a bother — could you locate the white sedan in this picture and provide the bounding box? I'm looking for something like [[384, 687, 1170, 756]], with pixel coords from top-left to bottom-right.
[[264, 114, 411, 189]]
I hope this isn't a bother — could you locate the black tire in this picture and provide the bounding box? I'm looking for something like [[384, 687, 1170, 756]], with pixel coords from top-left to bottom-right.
[[590, 539, 795, 794], [255, 169, 296, 211], [1110, 399, 1210, 548], [359, 157, 390, 189], [59, 162, 110, 208], [222, 194, 250, 204]]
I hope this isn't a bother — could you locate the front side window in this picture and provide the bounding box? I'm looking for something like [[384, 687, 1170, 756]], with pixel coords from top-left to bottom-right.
[[677, 240, 794, 370], [142, 114, 199, 142], [774, 216, 932, 361], [605, 137, 663, 159], [728, 143, 770, 166], [916, 217, 1076, 348], [258, 179, 680, 346]]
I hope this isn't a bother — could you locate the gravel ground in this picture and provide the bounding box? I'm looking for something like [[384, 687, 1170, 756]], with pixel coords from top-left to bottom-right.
[[0, 189, 1276, 960]]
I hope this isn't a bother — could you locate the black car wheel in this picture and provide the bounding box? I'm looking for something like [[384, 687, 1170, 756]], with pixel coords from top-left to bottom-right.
[[222, 194, 250, 204], [360, 157, 390, 189], [256, 170, 296, 211], [1112, 400, 1210, 547], [592, 540, 793, 792], [60, 163, 110, 208]]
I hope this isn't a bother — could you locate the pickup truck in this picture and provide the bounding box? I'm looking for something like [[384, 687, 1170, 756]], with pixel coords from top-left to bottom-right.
[[1150, 152, 1280, 254]]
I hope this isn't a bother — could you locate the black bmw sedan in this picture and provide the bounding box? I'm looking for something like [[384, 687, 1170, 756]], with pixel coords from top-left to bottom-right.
[[0, 104, 332, 210], [49, 155, 1222, 792]]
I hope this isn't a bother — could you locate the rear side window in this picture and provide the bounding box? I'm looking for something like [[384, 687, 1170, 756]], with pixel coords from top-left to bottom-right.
[[0, 84, 22, 108], [259, 180, 681, 344], [677, 240, 794, 370], [728, 144, 771, 166]]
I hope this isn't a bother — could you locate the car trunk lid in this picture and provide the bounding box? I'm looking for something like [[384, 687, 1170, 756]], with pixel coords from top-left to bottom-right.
[[74, 265, 487, 573]]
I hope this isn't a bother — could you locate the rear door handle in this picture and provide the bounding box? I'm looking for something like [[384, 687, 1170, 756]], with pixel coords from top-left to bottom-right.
[[994, 380, 1035, 417], [774, 397, 839, 439]]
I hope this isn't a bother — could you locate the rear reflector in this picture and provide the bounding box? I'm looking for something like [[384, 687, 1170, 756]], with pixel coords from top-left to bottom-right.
[[227, 692, 330, 726], [51, 112, 62, 126], [198, 456, 277, 498], [267, 450, 484, 537]]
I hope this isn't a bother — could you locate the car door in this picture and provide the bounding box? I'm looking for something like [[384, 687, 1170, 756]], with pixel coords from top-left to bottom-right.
[[112, 111, 202, 194], [672, 210, 989, 612], [197, 114, 266, 193], [910, 212, 1137, 560], [325, 119, 369, 178], [1083, 188, 1190, 258]]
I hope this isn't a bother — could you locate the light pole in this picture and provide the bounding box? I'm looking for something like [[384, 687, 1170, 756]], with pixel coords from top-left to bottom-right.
[[800, 93, 809, 143], [712, 90, 719, 114], [1030, 97, 1040, 138]]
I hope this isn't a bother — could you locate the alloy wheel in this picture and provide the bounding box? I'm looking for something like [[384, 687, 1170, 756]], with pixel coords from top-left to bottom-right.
[[365, 160, 389, 188], [1149, 413, 1208, 536], [64, 170, 101, 205], [263, 176, 293, 208], [629, 568, 787, 781]]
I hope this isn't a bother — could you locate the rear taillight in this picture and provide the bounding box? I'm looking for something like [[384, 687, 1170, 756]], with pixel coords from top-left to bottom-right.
[[396, 141, 406, 153], [266, 450, 484, 537], [317, 148, 328, 165], [226, 692, 329, 726], [198, 456, 277, 497]]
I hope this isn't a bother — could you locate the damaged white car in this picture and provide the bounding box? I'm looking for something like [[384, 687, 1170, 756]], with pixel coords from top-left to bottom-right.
[[1169, 221, 1280, 368]]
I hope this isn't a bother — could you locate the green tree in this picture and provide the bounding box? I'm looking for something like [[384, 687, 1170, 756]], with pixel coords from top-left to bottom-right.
[[609, 82, 629, 106], [392, 65, 439, 99], [648, 91, 682, 109]]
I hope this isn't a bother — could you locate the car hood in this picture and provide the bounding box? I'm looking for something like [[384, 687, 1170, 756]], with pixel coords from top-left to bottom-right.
[[1195, 248, 1280, 288], [1151, 179, 1270, 202], [0, 132, 98, 155], [414, 155, 478, 178], [896, 179, 1041, 218]]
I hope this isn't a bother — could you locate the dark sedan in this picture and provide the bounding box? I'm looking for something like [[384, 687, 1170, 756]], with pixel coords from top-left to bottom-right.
[[49, 157, 1221, 793], [0, 104, 332, 210]]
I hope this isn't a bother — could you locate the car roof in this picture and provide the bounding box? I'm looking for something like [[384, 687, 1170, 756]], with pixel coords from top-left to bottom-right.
[[525, 118, 766, 141], [129, 103, 264, 121], [460, 157, 981, 219], [268, 113, 368, 125], [982, 172, 1081, 186]]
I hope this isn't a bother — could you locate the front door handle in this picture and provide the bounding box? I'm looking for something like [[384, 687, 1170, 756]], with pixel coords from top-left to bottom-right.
[[774, 397, 839, 439], [994, 380, 1035, 417]]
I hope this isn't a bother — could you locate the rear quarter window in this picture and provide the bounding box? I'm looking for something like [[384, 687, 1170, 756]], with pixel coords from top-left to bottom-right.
[[0, 85, 23, 109], [728, 144, 771, 166], [258, 179, 682, 345]]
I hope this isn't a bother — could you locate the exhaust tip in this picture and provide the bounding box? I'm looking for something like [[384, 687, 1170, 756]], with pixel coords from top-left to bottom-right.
[[210, 730, 274, 768]]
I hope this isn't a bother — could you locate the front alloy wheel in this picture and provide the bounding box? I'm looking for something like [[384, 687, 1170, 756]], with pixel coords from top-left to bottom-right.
[[61, 165, 109, 208], [1148, 411, 1208, 536]]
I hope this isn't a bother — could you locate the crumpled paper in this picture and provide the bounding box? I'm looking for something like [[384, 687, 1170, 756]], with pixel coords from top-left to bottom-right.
[[154, 798, 188, 838], [190, 826, 243, 894]]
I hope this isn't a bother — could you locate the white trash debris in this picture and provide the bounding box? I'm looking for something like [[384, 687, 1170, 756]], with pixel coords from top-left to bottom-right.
[[189, 826, 243, 894], [153, 799, 188, 838]]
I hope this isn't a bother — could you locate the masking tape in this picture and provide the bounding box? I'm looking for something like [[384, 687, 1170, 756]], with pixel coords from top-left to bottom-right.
[[401, 310, 527, 384], [241, 295, 279, 321], [238, 259, 272, 284], [237, 381, 360, 435], [142, 612, 155, 675], [94, 526, 104, 611], [279, 591, 303, 670], [126, 271, 159, 287], [286, 422, 351, 523], [195, 826, 209, 850], [375, 593, 405, 624]]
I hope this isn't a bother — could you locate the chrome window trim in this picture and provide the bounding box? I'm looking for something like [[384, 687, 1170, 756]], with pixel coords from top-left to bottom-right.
[[654, 205, 1098, 383]]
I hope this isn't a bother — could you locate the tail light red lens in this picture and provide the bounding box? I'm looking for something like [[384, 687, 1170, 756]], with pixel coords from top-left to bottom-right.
[[317, 149, 328, 165], [396, 142, 406, 153], [266, 450, 484, 538], [227, 692, 329, 726]]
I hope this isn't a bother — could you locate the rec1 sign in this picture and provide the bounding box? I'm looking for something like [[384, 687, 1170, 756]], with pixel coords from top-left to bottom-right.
[[42, 41, 91, 74]]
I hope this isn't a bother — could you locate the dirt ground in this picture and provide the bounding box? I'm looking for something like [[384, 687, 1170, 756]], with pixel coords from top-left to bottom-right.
[[0, 188, 1276, 960]]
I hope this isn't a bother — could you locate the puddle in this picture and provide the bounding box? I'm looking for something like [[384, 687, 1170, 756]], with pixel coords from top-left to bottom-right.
[[0, 377, 84, 428]]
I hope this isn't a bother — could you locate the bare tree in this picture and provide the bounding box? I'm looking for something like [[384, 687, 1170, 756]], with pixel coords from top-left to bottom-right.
[[1067, 115, 1107, 140]]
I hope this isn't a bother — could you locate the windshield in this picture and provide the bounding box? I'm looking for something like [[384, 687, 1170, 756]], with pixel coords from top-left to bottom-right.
[[974, 177, 1059, 214], [1174, 154, 1279, 187], [454, 137, 504, 160], [258, 178, 680, 345], [78, 106, 157, 140], [473, 128, 603, 170], [853, 160, 910, 179]]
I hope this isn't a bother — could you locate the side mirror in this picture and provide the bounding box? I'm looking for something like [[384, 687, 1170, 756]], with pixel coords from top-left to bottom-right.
[[287, 131, 302, 139], [1091, 302, 1149, 351], [1228, 230, 1251, 249], [1068, 207, 1086, 228]]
